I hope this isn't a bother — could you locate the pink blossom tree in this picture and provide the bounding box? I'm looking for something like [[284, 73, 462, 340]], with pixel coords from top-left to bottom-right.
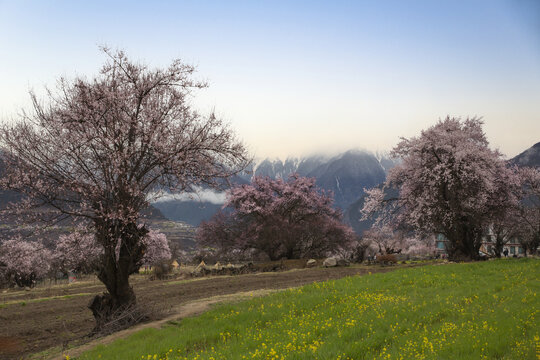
[[198, 174, 356, 260], [140, 229, 171, 266], [362, 117, 520, 260], [362, 226, 435, 257], [516, 167, 540, 254], [362, 226, 405, 255], [0, 48, 248, 328], [53, 228, 102, 275], [0, 238, 51, 287]]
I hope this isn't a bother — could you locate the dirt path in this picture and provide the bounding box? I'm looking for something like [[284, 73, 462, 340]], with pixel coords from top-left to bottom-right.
[[0, 265, 408, 360]]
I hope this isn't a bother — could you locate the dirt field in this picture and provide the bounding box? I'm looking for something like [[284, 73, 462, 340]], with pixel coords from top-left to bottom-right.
[[0, 263, 416, 360]]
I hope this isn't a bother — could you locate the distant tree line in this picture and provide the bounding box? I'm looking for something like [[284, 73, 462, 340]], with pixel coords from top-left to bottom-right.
[[0, 229, 171, 288]]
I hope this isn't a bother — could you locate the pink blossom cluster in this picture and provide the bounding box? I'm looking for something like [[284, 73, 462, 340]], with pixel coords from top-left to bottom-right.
[[0, 238, 51, 287], [53, 228, 102, 274], [362, 225, 436, 256], [198, 174, 356, 260], [140, 229, 171, 266]]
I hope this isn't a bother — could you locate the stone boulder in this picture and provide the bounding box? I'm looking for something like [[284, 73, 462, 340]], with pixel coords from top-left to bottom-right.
[[306, 259, 317, 268], [323, 257, 337, 267]]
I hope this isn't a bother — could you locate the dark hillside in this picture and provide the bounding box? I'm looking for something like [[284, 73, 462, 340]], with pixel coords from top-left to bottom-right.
[[510, 142, 540, 168]]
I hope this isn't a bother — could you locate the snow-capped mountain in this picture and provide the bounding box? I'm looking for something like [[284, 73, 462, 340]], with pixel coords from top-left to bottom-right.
[[153, 149, 397, 225], [249, 150, 394, 209]]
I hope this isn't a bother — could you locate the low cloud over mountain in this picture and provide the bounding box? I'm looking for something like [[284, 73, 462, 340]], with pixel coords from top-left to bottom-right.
[[151, 187, 227, 205], [153, 149, 397, 226]]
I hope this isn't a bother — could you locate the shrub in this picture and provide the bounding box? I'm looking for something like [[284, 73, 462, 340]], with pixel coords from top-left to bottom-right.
[[152, 261, 172, 280]]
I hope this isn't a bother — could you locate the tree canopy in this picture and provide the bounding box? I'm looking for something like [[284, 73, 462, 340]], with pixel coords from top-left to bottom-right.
[[0, 48, 249, 328], [0, 238, 51, 288], [198, 174, 356, 260], [362, 117, 520, 260]]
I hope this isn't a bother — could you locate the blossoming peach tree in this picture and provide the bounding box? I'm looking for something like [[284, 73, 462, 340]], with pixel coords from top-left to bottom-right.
[[139, 229, 172, 266], [0, 48, 248, 328], [0, 237, 51, 287], [361, 117, 520, 260], [198, 174, 356, 260], [53, 228, 103, 276]]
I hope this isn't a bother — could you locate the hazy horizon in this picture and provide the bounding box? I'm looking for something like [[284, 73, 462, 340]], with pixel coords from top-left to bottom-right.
[[1, 0, 539, 159]]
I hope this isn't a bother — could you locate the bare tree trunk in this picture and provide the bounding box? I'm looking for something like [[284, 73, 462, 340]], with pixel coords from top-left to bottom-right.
[[493, 233, 504, 258]]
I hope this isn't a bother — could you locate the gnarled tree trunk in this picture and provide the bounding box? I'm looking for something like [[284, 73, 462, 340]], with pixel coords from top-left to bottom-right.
[[447, 222, 483, 261], [88, 221, 148, 332]]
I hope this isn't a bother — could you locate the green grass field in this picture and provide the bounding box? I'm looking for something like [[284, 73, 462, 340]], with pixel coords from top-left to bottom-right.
[[76, 259, 540, 360]]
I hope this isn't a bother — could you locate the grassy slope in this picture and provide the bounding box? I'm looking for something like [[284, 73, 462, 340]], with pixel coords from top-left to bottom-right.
[[76, 259, 539, 360]]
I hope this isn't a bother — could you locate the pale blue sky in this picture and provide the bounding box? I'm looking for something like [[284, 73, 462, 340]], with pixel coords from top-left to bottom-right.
[[1, 0, 539, 158]]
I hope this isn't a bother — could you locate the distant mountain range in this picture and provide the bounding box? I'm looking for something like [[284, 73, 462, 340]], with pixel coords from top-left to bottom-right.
[[252, 150, 395, 209], [153, 149, 397, 226], [153, 142, 540, 231]]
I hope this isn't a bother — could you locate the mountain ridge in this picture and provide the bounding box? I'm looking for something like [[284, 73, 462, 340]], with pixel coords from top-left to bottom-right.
[[510, 142, 540, 168], [154, 149, 397, 225]]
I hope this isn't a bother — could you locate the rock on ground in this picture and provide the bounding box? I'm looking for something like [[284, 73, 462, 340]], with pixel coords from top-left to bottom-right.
[[323, 257, 337, 267], [306, 259, 317, 268]]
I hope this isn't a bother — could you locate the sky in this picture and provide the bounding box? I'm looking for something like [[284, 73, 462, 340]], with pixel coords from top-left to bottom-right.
[[0, 0, 539, 160]]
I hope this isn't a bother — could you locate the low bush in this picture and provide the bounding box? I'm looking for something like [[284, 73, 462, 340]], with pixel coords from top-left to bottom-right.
[[152, 261, 172, 280]]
